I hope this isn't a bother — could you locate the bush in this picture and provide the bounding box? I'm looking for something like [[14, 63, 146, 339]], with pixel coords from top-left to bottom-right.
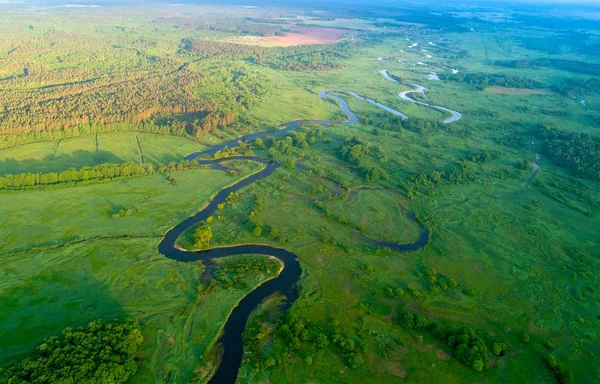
[[544, 354, 574, 384], [400, 312, 415, 329]]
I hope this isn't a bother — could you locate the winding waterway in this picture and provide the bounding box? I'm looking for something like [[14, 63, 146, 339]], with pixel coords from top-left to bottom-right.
[[158, 87, 430, 384], [381, 69, 463, 124]]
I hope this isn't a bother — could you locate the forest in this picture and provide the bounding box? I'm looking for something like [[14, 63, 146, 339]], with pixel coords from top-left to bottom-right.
[[537, 125, 600, 181], [494, 58, 600, 76], [440, 72, 544, 90], [0, 320, 143, 384]]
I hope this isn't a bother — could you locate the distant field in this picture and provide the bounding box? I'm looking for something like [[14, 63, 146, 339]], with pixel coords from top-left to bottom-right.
[[229, 26, 347, 47]]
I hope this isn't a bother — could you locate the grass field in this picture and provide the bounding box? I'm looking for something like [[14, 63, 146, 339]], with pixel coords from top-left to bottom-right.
[[1, 4, 599, 384], [0, 165, 260, 256], [0, 132, 211, 175], [0, 237, 278, 383]]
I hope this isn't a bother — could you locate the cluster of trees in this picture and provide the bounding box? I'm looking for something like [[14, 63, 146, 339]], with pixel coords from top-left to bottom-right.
[[251, 42, 354, 72], [362, 114, 443, 134], [401, 150, 498, 199], [495, 58, 600, 76], [400, 311, 490, 372], [111, 208, 134, 219], [187, 65, 271, 137], [182, 38, 354, 73], [544, 354, 574, 384], [339, 136, 388, 166], [337, 136, 390, 183], [213, 255, 280, 288], [551, 78, 600, 97], [0, 319, 143, 384], [181, 39, 268, 59], [194, 222, 213, 249], [537, 125, 600, 181], [258, 128, 324, 170], [0, 62, 209, 135], [441, 72, 543, 90], [242, 314, 364, 371], [0, 160, 203, 190], [416, 267, 459, 295]]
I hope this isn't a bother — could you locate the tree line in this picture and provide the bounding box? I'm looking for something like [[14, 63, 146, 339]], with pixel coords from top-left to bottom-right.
[[158, 16, 286, 37], [0, 319, 143, 384], [440, 72, 544, 90], [242, 313, 365, 372], [251, 42, 354, 72], [537, 125, 600, 181], [550, 78, 600, 97], [0, 160, 203, 190], [495, 58, 600, 77], [400, 310, 493, 372]]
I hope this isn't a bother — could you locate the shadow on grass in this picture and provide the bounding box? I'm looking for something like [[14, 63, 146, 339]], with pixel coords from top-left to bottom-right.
[[0, 253, 128, 364], [0, 150, 126, 175]]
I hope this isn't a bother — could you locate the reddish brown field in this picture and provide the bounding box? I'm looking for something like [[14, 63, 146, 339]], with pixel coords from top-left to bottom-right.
[[249, 27, 347, 47]]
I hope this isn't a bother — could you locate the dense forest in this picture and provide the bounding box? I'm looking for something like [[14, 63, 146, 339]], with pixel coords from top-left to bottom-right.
[[157, 16, 286, 36], [551, 78, 600, 97], [0, 320, 143, 384], [495, 58, 600, 77], [0, 61, 208, 135], [536, 125, 600, 181], [440, 72, 544, 90], [181, 39, 354, 72]]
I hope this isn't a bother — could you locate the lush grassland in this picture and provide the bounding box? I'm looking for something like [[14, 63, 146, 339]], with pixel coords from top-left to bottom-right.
[[1, 4, 599, 384], [0, 237, 277, 383], [0, 162, 281, 383], [137, 133, 208, 164], [0, 164, 261, 256], [0, 132, 212, 175]]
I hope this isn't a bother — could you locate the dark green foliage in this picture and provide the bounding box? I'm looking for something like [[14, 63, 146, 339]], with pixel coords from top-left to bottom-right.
[[0, 159, 210, 190], [495, 58, 600, 76], [0, 320, 143, 384], [251, 42, 355, 72], [551, 78, 600, 97], [400, 311, 415, 329], [181, 39, 268, 59], [363, 167, 388, 183], [442, 72, 544, 90], [447, 326, 488, 372], [537, 125, 600, 181], [544, 354, 574, 384], [404, 312, 489, 372], [339, 136, 389, 168], [492, 341, 509, 356]]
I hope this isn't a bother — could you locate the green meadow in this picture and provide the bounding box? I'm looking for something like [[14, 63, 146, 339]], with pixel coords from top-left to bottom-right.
[[0, 3, 598, 384]]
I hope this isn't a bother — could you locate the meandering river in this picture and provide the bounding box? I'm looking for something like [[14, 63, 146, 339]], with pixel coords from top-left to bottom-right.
[[381, 69, 463, 124], [158, 86, 430, 384]]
